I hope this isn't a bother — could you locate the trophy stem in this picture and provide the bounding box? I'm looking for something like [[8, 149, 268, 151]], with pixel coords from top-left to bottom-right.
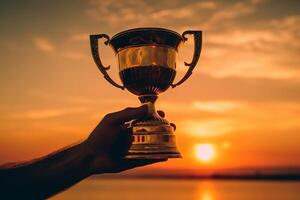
[[138, 94, 157, 103], [139, 95, 159, 118]]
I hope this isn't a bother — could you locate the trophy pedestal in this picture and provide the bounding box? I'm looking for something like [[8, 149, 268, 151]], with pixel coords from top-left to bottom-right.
[[125, 123, 182, 159], [125, 95, 182, 159]]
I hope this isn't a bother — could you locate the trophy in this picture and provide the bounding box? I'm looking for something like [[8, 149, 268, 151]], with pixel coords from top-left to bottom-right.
[[90, 28, 202, 159]]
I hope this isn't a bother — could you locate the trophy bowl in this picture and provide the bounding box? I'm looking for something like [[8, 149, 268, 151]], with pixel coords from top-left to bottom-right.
[[90, 27, 202, 159]]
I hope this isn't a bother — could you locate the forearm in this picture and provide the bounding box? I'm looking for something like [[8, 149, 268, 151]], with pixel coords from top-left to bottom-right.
[[0, 105, 160, 199], [0, 141, 96, 199]]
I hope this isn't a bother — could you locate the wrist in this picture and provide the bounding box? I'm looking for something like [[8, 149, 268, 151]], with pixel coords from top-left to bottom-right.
[[79, 139, 112, 175], [76, 140, 97, 176]]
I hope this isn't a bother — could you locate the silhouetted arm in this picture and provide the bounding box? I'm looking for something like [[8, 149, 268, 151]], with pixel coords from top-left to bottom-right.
[[0, 142, 93, 199], [0, 105, 166, 199]]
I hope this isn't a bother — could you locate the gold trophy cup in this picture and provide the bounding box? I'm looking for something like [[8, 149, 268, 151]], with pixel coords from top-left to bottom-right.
[[90, 28, 202, 159]]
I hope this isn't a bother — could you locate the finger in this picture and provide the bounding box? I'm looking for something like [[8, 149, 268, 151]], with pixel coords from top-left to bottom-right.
[[170, 123, 176, 131], [157, 110, 165, 118], [109, 104, 148, 124], [121, 120, 133, 129], [111, 127, 133, 159], [121, 127, 134, 146]]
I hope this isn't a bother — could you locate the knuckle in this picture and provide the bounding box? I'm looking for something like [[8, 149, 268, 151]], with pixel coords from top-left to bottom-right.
[[123, 107, 134, 113], [103, 113, 114, 121]]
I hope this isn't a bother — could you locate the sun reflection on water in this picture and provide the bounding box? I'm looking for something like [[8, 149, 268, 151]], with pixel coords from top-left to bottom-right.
[[200, 190, 214, 200], [195, 182, 215, 200]]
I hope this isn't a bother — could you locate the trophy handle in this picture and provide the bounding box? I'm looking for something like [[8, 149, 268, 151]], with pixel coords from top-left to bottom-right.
[[90, 34, 125, 90], [171, 30, 202, 88]]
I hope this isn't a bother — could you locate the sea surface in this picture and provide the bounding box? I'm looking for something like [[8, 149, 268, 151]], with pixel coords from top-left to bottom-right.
[[52, 178, 300, 200]]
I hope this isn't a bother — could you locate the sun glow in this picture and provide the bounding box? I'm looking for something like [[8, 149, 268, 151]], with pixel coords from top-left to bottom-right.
[[195, 144, 216, 162]]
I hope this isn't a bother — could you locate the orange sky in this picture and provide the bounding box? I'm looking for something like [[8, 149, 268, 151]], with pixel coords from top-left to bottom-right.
[[0, 0, 300, 171]]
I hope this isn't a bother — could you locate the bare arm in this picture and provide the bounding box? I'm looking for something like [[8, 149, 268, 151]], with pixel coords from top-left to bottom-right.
[[0, 105, 166, 199]]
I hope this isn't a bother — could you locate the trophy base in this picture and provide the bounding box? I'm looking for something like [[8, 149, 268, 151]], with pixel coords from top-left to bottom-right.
[[125, 121, 182, 159], [125, 153, 181, 159]]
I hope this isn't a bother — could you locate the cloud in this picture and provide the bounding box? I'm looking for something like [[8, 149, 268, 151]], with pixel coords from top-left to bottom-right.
[[176, 101, 300, 139], [197, 14, 300, 79], [208, 0, 269, 26], [207, 2, 255, 25], [62, 51, 87, 60], [180, 118, 245, 138], [33, 34, 89, 60], [160, 101, 246, 114], [9, 107, 88, 120], [34, 37, 55, 53], [69, 33, 89, 42], [84, 0, 269, 31], [84, 0, 300, 80], [192, 101, 245, 112], [85, 0, 217, 27], [165, 74, 300, 103], [206, 15, 300, 50]]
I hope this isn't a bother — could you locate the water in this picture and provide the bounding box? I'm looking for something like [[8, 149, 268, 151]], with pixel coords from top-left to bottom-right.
[[53, 178, 300, 200]]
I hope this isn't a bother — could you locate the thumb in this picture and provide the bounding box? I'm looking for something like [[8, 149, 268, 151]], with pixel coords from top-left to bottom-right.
[[109, 104, 148, 124]]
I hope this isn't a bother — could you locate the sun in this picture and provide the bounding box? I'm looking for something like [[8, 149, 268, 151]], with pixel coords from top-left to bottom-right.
[[195, 144, 216, 162]]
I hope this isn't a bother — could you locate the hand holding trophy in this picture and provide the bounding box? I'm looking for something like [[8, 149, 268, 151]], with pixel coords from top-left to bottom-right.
[[90, 28, 202, 159]]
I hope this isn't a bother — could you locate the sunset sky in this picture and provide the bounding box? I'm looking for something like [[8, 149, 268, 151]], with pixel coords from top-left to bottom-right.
[[1, 0, 300, 172]]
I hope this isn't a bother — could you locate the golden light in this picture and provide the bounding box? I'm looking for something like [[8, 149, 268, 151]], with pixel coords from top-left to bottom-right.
[[194, 144, 216, 162]]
